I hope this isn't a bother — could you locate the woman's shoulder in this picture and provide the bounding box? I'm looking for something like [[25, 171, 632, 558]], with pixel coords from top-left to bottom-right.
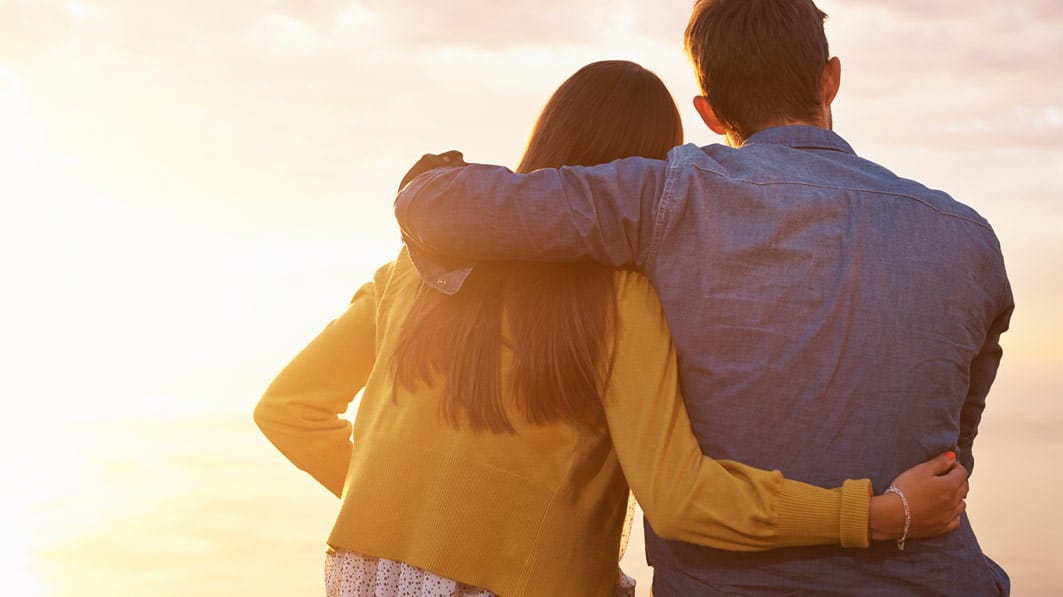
[[376, 247, 417, 286], [610, 269, 670, 338], [348, 248, 418, 303], [612, 269, 663, 310]]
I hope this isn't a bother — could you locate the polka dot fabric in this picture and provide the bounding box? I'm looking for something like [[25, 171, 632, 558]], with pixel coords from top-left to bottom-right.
[[325, 549, 637, 596], [325, 549, 496, 597]]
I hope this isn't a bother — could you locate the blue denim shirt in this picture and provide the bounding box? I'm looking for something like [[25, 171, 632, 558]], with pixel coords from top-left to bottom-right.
[[395, 126, 1013, 595]]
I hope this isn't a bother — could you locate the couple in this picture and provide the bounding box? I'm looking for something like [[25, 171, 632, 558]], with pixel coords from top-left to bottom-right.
[[256, 0, 1012, 595]]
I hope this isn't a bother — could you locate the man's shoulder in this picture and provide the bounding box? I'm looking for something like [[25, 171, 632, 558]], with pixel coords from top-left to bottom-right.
[[683, 136, 995, 235], [863, 165, 998, 238], [851, 160, 982, 216]]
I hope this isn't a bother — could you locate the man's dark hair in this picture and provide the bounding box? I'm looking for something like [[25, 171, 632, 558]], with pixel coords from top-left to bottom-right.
[[685, 0, 830, 142]]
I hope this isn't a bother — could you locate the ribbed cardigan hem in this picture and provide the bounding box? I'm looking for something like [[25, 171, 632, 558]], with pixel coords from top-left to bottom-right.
[[773, 477, 871, 548]]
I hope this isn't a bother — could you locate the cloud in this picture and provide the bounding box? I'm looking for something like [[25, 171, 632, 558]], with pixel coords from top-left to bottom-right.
[[817, 0, 1063, 149], [333, 0, 660, 49], [2, 0, 1060, 208], [834, 0, 1062, 21], [0, 0, 700, 208]]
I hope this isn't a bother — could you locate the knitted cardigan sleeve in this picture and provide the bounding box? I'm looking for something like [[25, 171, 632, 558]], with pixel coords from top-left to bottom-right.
[[254, 264, 388, 497]]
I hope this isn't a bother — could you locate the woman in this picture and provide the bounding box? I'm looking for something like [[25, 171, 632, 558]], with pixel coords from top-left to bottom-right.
[[255, 61, 965, 597]]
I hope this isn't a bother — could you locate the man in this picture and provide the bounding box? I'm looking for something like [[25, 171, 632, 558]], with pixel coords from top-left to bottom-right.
[[394, 0, 1012, 594]]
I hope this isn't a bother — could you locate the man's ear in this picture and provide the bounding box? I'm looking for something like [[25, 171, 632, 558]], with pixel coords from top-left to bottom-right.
[[693, 95, 727, 135], [822, 57, 841, 106]]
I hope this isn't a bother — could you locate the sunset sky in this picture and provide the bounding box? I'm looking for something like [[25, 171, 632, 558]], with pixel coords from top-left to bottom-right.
[[2, 0, 1061, 418], [1, 0, 1061, 593]]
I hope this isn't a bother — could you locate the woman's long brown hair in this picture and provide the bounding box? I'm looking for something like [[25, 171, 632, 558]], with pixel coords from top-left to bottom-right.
[[392, 61, 684, 432]]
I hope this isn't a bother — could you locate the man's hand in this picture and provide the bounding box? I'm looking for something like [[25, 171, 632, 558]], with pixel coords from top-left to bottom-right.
[[398, 150, 467, 192], [869, 452, 968, 542]]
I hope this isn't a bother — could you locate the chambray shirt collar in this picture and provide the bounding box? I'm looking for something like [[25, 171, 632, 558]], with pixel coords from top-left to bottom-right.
[[739, 125, 855, 154]]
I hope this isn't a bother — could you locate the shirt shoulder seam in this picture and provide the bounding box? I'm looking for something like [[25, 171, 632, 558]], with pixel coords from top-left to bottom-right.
[[690, 165, 993, 231]]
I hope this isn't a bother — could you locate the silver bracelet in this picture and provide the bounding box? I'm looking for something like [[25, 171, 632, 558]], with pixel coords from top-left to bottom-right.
[[884, 485, 911, 551]]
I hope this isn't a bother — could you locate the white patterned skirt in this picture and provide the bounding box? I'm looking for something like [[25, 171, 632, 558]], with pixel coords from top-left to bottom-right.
[[324, 549, 636, 597]]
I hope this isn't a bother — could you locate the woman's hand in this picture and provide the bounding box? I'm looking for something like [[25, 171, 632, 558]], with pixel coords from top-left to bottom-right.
[[868, 452, 969, 542]]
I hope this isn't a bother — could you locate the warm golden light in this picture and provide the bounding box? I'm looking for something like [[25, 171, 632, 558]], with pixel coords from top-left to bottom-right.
[[65, 1, 89, 20], [1, 0, 1060, 594]]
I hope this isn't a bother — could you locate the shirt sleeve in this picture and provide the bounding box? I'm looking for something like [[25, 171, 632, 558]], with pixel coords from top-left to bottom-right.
[[958, 276, 1014, 476], [394, 156, 669, 270], [253, 267, 387, 497], [604, 272, 871, 550]]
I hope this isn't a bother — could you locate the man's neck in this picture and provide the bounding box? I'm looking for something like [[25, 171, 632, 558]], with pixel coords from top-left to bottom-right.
[[727, 116, 832, 148]]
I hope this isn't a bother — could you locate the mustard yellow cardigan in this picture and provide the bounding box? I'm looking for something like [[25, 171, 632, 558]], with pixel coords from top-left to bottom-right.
[[255, 249, 870, 596]]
